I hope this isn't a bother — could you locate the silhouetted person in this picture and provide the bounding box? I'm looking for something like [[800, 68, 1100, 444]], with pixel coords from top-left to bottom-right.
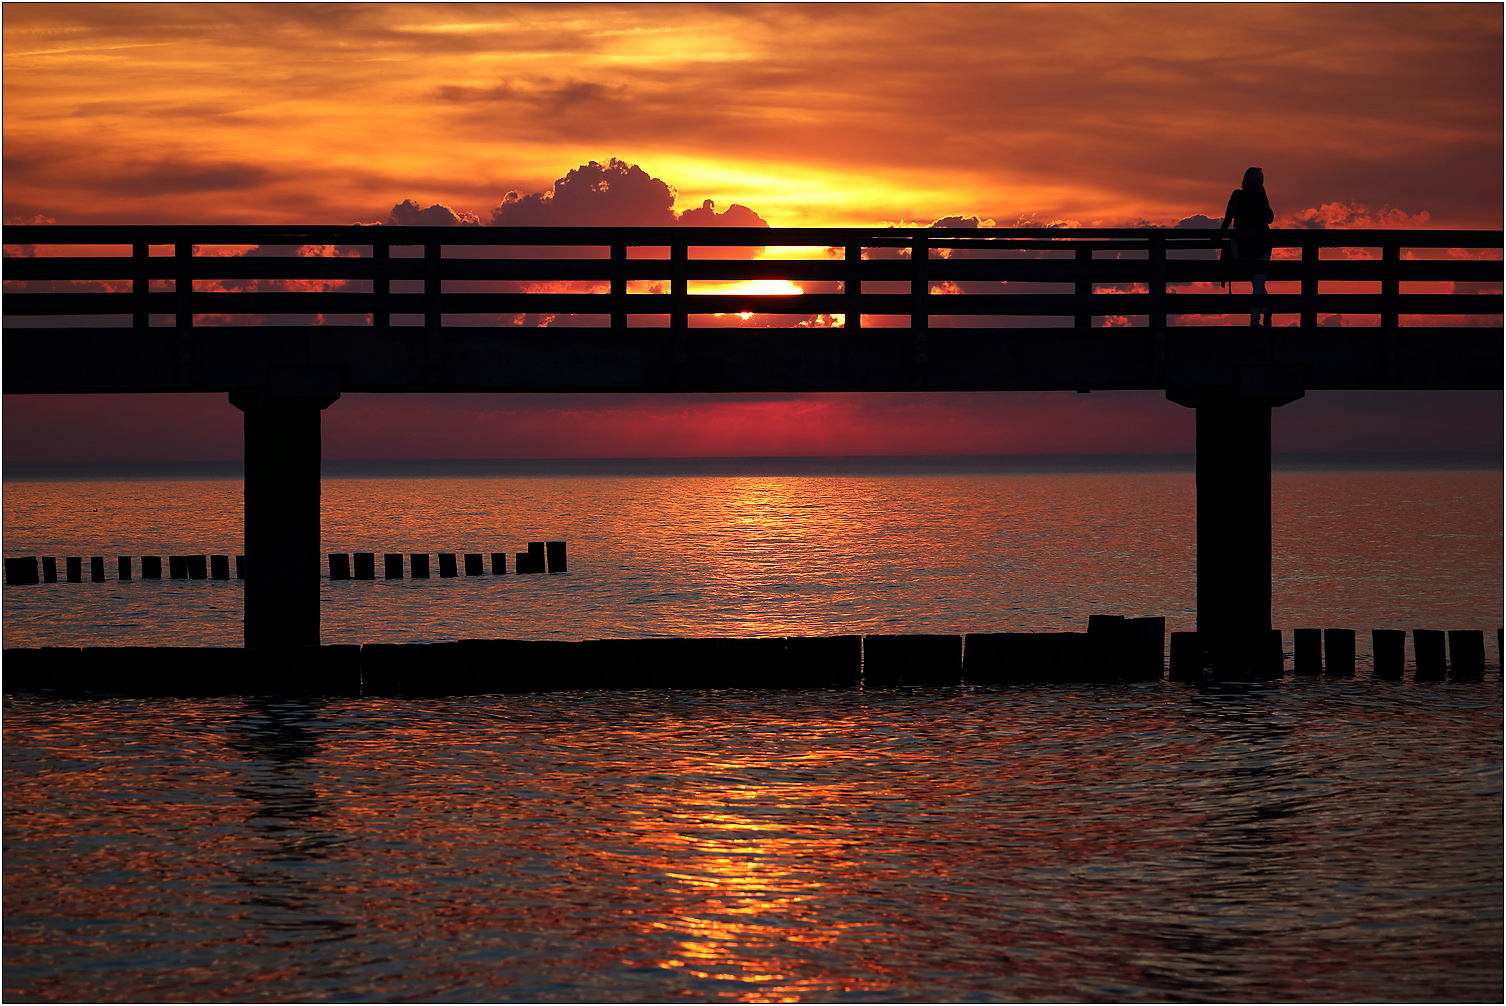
[[1222, 167, 1274, 326]]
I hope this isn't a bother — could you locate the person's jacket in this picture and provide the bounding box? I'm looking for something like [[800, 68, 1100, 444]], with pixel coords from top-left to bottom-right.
[[1222, 188, 1274, 259]]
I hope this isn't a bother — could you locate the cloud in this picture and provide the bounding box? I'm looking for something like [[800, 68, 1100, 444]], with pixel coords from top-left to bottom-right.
[[678, 199, 768, 228], [371, 162, 779, 328], [1287, 201, 1432, 229], [101, 160, 274, 198], [387, 199, 481, 226], [484, 160, 771, 230], [932, 215, 986, 229], [8, 6, 1500, 228], [491, 159, 677, 227], [436, 77, 628, 117]]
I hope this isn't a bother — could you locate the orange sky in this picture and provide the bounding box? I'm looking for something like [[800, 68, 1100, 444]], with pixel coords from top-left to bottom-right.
[[5, 3, 1500, 229], [3, 3, 1501, 461]]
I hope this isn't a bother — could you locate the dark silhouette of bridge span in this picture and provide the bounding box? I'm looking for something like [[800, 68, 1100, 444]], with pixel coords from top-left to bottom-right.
[[5, 224, 1501, 675]]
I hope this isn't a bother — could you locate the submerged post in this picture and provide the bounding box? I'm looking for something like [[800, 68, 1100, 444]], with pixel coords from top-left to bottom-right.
[[1168, 375, 1302, 677], [230, 370, 339, 649]]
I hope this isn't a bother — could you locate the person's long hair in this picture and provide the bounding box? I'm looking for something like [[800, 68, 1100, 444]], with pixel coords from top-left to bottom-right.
[[1241, 167, 1264, 191]]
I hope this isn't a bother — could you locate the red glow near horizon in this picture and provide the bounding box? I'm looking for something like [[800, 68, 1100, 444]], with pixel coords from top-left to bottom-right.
[[1, 390, 1500, 465]]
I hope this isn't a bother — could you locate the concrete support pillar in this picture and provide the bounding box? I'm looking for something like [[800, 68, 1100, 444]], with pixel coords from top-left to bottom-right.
[[1169, 378, 1302, 677], [1196, 393, 1272, 673], [231, 378, 339, 649]]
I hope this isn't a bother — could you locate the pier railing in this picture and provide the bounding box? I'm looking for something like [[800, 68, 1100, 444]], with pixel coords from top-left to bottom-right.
[[5, 225, 1501, 333]]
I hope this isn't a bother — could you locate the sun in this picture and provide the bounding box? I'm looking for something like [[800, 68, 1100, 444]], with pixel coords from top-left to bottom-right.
[[713, 279, 805, 297]]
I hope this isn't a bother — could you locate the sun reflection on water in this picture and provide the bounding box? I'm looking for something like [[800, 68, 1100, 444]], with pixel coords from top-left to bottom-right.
[[619, 766, 892, 1001], [3, 686, 1502, 1002]]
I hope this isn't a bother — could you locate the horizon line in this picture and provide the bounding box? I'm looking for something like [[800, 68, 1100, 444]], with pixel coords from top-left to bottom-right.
[[5, 448, 1500, 468]]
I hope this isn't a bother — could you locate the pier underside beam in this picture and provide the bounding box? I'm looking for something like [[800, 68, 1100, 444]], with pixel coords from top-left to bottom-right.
[[231, 377, 339, 649], [1169, 380, 1302, 676]]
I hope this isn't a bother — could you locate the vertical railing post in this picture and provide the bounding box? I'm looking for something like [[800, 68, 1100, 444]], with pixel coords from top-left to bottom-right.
[[670, 239, 688, 358], [1074, 245, 1093, 329], [175, 242, 193, 386], [372, 241, 390, 328], [845, 243, 863, 330], [425, 240, 442, 383], [611, 241, 628, 330], [1148, 231, 1167, 338], [133, 243, 149, 329], [1381, 238, 1401, 330], [174, 242, 193, 329], [911, 233, 929, 362], [1301, 239, 1318, 328]]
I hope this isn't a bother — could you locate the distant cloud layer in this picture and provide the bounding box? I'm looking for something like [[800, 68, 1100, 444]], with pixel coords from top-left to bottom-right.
[[4, 4, 1497, 228]]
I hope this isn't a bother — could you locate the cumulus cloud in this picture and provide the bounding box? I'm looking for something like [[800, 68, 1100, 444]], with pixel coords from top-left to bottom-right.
[[1287, 201, 1431, 229], [491, 159, 676, 227], [678, 199, 768, 228], [387, 199, 481, 226], [862, 214, 997, 261], [485, 160, 771, 229], [1005, 215, 1083, 229], [372, 161, 781, 327], [931, 215, 988, 229]]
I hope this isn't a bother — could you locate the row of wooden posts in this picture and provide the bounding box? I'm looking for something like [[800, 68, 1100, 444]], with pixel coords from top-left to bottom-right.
[[330, 542, 567, 579], [2, 542, 566, 584], [1168, 625, 1495, 681], [2, 617, 1496, 697]]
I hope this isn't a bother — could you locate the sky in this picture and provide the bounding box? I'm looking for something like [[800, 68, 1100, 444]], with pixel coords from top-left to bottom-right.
[[3, 2, 1501, 462]]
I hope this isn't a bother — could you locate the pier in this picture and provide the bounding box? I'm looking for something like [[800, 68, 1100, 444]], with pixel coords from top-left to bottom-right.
[[4, 224, 1501, 673]]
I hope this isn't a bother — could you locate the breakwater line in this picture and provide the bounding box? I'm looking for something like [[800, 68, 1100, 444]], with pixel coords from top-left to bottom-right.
[[3, 542, 566, 583], [5, 620, 1496, 697]]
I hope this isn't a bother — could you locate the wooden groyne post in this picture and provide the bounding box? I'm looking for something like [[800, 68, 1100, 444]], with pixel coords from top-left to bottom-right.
[[4, 557, 40, 584], [1371, 629, 1405, 679]]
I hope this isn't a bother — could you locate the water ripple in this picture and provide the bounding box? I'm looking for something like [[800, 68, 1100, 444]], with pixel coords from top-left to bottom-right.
[[4, 683, 1500, 1002]]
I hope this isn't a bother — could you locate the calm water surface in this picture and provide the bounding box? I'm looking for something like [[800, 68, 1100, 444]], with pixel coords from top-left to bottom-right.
[[2, 455, 1500, 650], [4, 683, 1501, 1003], [3, 456, 1501, 1002]]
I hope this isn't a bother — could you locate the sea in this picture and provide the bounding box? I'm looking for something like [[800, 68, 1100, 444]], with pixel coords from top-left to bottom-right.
[[3, 453, 1502, 1002]]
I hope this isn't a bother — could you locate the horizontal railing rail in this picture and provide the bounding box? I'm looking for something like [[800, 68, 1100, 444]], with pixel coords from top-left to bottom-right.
[[5, 226, 1501, 333]]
